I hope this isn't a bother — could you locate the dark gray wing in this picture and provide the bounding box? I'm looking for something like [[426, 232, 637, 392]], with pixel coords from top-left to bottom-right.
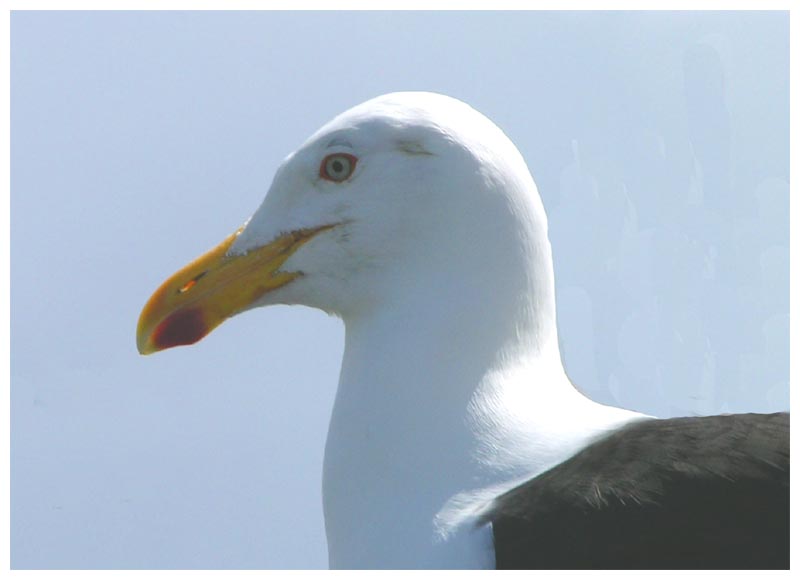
[[484, 413, 789, 569]]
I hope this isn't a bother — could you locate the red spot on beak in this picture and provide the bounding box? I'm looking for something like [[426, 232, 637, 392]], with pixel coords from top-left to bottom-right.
[[152, 308, 209, 350]]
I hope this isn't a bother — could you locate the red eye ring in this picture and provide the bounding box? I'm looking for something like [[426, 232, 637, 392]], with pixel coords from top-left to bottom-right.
[[320, 153, 358, 182]]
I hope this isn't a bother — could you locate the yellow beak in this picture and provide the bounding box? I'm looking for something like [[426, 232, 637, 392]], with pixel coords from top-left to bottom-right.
[[136, 223, 336, 355]]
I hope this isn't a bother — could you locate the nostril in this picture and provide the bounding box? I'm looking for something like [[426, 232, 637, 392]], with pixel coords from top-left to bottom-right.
[[178, 270, 208, 294]]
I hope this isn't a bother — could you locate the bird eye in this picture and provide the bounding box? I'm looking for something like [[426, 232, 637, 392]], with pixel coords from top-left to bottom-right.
[[320, 153, 357, 182]]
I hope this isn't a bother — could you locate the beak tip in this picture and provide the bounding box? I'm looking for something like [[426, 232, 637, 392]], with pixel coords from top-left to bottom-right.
[[137, 340, 155, 356], [136, 324, 157, 355], [146, 307, 210, 353]]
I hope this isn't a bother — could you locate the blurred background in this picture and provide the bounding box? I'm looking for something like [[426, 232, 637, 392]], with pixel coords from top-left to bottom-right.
[[11, 11, 788, 569]]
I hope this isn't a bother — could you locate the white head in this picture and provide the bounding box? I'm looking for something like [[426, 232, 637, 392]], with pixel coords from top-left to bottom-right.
[[138, 91, 557, 374]]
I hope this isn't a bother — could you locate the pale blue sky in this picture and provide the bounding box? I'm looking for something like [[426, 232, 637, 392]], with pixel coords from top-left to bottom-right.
[[11, 11, 788, 569]]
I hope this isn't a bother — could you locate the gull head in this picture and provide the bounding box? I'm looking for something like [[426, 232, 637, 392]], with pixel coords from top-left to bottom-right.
[[137, 92, 551, 354]]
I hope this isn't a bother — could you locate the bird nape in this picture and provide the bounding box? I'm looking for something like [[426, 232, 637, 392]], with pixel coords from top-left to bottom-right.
[[137, 92, 789, 570]]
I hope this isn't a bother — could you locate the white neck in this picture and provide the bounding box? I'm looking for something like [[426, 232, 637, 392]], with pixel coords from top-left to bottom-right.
[[321, 258, 642, 569]]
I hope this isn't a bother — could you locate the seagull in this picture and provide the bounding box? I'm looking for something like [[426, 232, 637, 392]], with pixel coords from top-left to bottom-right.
[[136, 92, 789, 569]]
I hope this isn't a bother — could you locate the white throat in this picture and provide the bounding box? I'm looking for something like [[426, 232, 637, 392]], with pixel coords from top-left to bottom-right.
[[321, 246, 643, 569]]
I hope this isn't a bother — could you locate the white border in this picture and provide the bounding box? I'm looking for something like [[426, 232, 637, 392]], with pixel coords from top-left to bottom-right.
[[2, 3, 794, 578], [1, 0, 798, 11]]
